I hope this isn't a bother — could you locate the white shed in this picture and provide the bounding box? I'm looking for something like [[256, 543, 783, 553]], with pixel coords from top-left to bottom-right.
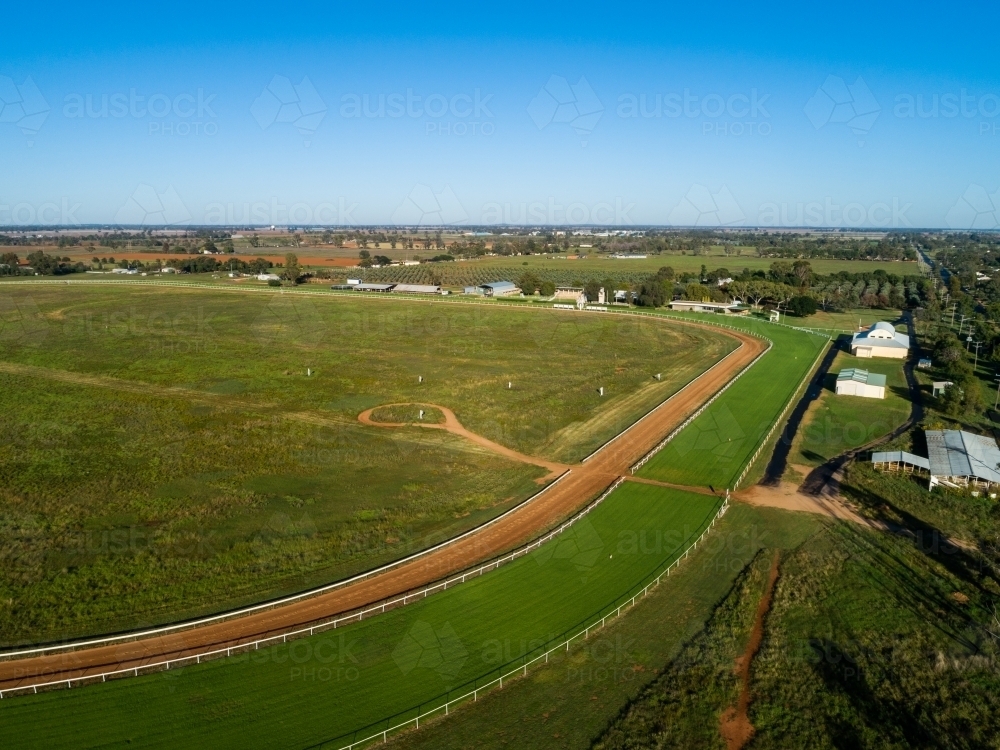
[[835, 368, 886, 399], [851, 322, 909, 359]]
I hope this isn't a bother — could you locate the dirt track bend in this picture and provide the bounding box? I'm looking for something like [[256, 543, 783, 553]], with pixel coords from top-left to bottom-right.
[[0, 322, 766, 692]]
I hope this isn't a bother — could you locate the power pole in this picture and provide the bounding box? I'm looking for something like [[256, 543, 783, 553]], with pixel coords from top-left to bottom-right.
[[973, 341, 983, 371], [995, 374, 1000, 410]]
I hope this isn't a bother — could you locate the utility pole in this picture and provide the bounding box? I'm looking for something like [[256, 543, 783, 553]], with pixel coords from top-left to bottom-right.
[[995, 374, 1000, 410], [966, 335, 973, 351], [958, 314, 966, 335], [973, 341, 983, 371], [950, 304, 957, 327]]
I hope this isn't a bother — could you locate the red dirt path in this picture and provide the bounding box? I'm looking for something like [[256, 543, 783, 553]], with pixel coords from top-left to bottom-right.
[[719, 551, 781, 750], [0, 321, 766, 693]]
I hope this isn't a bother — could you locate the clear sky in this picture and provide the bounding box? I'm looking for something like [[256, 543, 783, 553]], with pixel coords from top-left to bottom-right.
[[1, 0, 999, 229]]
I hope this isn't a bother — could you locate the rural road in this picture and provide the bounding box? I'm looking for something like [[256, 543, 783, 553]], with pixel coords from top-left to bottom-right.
[[0, 320, 767, 694]]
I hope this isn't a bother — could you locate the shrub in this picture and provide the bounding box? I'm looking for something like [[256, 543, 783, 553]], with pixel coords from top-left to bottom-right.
[[787, 295, 818, 317]]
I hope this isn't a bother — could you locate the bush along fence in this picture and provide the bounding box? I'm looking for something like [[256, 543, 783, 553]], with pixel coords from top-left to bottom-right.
[[320, 494, 731, 750], [0, 475, 630, 699]]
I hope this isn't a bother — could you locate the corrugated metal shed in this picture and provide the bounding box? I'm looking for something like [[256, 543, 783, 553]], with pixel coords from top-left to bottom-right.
[[926, 430, 1000, 483], [837, 368, 887, 387], [871, 451, 929, 470], [392, 284, 441, 294]]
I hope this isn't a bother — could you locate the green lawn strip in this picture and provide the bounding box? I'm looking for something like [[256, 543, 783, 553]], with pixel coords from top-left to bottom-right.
[[389, 504, 821, 750], [791, 350, 910, 468], [593, 515, 1000, 749], [0, 484, 720, 748], [636, 314, 828, 488], [0, 285, 733, 461], [0, 373, 545, 643]]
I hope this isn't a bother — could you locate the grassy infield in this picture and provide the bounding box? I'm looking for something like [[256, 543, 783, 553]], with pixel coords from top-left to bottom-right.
[[0, 287, 734, 643]]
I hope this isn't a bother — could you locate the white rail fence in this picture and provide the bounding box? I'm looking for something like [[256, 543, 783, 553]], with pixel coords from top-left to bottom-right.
[[731, 337, 831, 490], [630, 336, 773, 474], [1, 471, 580, 661], [328, 496, 731, 750], [0, 283, 824, 705], [0, 477, 627, 699]]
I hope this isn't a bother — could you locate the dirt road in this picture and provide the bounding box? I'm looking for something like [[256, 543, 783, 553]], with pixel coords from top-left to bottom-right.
[[0, 321, 766, 693], [358, 403, 569, 481]]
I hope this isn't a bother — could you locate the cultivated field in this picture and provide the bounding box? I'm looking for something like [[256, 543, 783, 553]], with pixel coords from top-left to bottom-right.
[[0, 484, 722, 749], [636, 315, 829, 488], [0, 285, 733, 642]]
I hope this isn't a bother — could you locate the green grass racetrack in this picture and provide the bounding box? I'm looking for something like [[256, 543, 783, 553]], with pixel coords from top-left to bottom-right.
[[636, 314, 829, 488], [0, 483, 721, 749]]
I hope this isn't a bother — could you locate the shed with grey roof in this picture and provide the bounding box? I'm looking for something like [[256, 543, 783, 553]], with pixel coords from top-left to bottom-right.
[[926, 429, 1000, 489], [392, 284, 441, 294]]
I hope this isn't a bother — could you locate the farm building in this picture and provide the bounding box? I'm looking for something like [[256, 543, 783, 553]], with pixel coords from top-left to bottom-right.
[[932, 381, 953, 397], [835, 368, 886, 399], [668, 301, 745, 314], [352, 283, 394, 292], [479, 281, 519, 297], [925, 430, 1000, 489], [871, 450, 929, 477], [554, 287, 587, 306], [392, 284, 441, 294], [850, 322, 909, 359]]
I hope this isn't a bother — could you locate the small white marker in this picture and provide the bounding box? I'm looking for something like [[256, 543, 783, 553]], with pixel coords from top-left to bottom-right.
[[418, 376, 423, 383], [419, 409, 424, 420], [307, 368, 311, 377], [508, 381, 512, 390], [656, 373, 661, 381], [599, 387, 604, 397]]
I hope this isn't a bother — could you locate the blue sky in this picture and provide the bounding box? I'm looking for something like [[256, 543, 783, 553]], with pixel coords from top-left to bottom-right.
[[1, 1, 999, 229]]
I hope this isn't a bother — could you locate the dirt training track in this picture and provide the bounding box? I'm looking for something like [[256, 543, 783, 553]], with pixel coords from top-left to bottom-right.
[[0, 320, 766, 693]]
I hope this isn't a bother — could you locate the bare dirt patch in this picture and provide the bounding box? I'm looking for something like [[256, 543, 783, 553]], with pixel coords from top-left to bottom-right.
[[719, 551, 780, 750]]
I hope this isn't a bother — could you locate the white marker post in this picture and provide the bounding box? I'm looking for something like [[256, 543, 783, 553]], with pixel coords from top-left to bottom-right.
[[307, 368, 311, 377], [599, 387, 604, 397], [655, 373, 661, 381], [508, 381, 512, 390], [419, 409, 424, 420], [418, 376, 423, 383]]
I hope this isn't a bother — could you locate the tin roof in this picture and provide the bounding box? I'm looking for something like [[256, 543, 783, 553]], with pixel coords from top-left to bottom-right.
[[392, 284, 441, 293], [871, 450, 930, 470], [926, 430, 1000, 483], [837, 368, 887, 387], [852, 323, 909, 350]]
